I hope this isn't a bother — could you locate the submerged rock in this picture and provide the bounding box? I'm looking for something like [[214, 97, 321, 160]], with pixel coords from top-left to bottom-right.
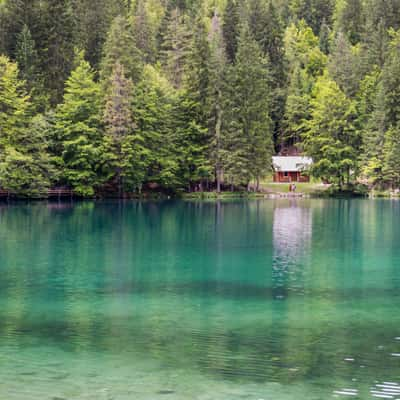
[[157, 389, 175, 395]]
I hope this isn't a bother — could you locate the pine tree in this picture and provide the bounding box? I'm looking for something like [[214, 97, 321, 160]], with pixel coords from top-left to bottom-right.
[[319, 18, 331, 54], [328, 31, 360, 97], [333, 0, 364, 45], [0, 56, 52, 196], [103, 61, 147, 193], [160, 8, 191, 89], [303, 72, 360, 187], [360, 18, 389, 74], [15, 24, 48, 111], [56, 52, 102, 196], [224, 25, 273, 189], [15, 25, 37, 85], [290, 0, 335, 35], [184, 14, 210, 125], [284, 21, 327, 79], [362, 30, 400, 186], [132, 65, 178, 188], [283, 65, 311, 146], [100, 15, 143, 84], [222, 0, 240, 63], [208, 11, 227, 192], [0, 0, 38, 57], [71, 0, 124, 71], [249, 0, 285, 83], [41, 0, 76, 105], [382, 124, 400, 188], [131, 0, 157, 64]]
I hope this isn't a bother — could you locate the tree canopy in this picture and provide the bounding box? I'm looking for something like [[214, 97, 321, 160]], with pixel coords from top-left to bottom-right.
[[0, 0, 400, 196]]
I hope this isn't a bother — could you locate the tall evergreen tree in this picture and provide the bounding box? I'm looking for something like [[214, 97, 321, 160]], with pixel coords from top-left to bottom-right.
[[71, 0, 125, 71], [303, 72, 360, 186], [382, 124, 400, 188], [56, 52, 102, 196], [100, 15, 143, 84], [328, 31, 360, 97], [333, 0, 364, 44], [160, 8, 191, 89], [208, 12, 227, 192], [318, 18, 331, 54], [0, 56, 52, 195], [362, 30, 400, 186], [15, 25, 38, 88], [290, 0, 335, 35], [222, 0, 240, 63], [41, 0, 76, 105], [131, 0, 157, 64], [132, 65, 178, 188], [224, 25, 273, 189], [103, 61, 148, 193], [283, 65, 311, 146]]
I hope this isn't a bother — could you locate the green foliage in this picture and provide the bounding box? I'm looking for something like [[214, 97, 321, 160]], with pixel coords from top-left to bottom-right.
[[208, 12, 227, 192], [102, 61, 148, 193], [0, 56, 52, 195], [303, 72, 360, 186], [100, 15, 143, 84], [56, 52, 102, 196], [382, 124, 400, 188], [160, 7, 191, 89], [1, 0, 400, 196], [40, 0, 76, 105], [328, 31, 361, 97], [223, 25, 273, 186], [222, 0, 240, 63], [132, 65, 178, 188]]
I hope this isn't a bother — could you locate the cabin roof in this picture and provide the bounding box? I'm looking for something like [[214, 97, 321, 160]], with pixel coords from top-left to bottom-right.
[[272, 156, 313, 172]]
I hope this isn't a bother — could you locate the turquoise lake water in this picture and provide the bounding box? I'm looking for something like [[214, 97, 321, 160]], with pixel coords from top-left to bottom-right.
[[0, 199, 399, 400]]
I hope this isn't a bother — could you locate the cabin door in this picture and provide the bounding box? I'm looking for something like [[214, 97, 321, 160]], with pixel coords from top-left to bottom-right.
[[289, 172, 298, 182]]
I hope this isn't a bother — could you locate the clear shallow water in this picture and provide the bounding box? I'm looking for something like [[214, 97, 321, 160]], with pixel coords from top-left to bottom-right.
[[0, 199, 399, 400]]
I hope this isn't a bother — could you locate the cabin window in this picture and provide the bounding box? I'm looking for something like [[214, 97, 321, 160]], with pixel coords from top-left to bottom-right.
[[284, 172, 288, 177]]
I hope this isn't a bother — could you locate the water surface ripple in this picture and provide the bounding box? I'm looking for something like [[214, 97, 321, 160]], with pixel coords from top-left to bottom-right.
[[0, 199, 399, 399]]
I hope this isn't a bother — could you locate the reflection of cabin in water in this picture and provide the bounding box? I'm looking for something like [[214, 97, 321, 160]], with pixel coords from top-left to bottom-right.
[[272, 156, 313, 183]]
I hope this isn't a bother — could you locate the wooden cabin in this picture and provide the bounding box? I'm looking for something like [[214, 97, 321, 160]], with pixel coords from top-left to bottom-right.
[[272, 156, 312, 183]]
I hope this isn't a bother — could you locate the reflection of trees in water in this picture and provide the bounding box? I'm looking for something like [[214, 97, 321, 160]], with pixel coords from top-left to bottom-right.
[[272, 200, 312, 299], [1, 201, 400, 389]]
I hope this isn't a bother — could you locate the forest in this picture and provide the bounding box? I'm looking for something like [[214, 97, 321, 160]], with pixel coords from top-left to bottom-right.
[[1, 0, 400, 196]]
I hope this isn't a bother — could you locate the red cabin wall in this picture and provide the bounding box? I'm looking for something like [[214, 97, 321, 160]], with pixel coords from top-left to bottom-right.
[[273, 172, 309, 183]]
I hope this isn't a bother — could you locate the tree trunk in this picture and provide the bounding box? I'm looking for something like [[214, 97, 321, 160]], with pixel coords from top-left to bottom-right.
[[215, 92, 223, 193]]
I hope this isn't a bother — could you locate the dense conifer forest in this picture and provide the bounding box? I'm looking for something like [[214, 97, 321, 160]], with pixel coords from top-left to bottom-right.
[[1, 0, 400, 196]]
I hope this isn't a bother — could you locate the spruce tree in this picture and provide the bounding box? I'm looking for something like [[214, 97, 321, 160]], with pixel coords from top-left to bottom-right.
[[208, 11, 227, 192], [333, 0, 364, 45], [283, 65, 311, 146], [328, 31, 360, 98], [382, 124, 400, 188], [222, 0, 240, 63], [318, 18, 331, 54], [132, 65, 178, 189], [56, 52, 102, 196], [362, 30, 400, 186], [41, 0, 76, 105], [303, 72, 360, 187], [224, 25, 273, 189], [103, 61, 147, 193], [0, 56, 52, 196], [131, 0, 157, 64], [100, 15, 143, 84], [160, 8, 191, 89]]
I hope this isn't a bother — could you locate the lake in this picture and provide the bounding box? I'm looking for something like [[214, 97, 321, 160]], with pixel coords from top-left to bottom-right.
[[0, 199, 399, 400]]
